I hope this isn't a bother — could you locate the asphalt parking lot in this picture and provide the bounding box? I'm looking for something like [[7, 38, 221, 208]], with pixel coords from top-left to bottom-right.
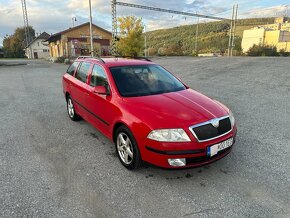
[[0, 57, 289, 218]]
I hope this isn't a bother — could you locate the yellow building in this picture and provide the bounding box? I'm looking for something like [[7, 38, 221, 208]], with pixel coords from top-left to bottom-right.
[[242, 17, 290, 53], [46, 22, 112, 57], [261, 17, 290, 31]]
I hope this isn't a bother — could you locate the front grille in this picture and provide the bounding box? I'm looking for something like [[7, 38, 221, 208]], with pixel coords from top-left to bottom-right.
[[190, 117, 232, 142]]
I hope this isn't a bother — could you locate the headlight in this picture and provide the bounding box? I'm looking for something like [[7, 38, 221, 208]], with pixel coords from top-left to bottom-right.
[[229, 110, 235, 127], [147, 129, 191, 142]]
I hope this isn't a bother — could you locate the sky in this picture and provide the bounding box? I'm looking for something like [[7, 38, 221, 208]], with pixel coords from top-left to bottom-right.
[[0, 0, 289, 46]]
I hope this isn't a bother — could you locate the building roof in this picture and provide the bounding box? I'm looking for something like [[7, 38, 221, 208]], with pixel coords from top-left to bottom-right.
[[45, 22, 111, 43], [25, 32, 50, 48]]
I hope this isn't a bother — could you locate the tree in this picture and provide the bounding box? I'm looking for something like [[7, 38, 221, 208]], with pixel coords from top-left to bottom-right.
[[3, 26, 35, 58], [116, 16, 144, 57]]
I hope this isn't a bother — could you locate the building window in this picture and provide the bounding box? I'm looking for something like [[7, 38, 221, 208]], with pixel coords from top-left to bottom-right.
[[38, 42, 40, 47]]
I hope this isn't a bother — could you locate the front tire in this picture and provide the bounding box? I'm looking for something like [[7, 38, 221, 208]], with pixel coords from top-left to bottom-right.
[[115, 126, 142, 170], [66, 95, 81, 121]]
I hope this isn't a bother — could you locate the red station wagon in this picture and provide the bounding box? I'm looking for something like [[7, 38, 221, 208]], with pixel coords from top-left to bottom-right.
[[62, 57, 237, 170]]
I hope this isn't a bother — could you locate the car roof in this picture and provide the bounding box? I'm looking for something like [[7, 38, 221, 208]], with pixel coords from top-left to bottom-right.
[[76, 57, 156, 67]]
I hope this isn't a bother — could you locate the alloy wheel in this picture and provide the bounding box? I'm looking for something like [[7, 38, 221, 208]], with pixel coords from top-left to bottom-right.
[[67, 98, 75, 118], [117, 133, 134, 165]]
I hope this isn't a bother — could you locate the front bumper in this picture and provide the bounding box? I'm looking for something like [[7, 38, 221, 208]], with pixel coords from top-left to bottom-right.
[[141, 126, 237, 168]]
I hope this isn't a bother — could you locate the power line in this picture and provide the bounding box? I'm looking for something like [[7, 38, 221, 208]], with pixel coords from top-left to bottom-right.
[[116, 1, 231, 21]]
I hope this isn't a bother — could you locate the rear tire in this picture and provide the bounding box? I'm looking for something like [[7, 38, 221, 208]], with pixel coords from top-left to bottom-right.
[[115, 126, 142, 170], [66, 95, 81, 121]]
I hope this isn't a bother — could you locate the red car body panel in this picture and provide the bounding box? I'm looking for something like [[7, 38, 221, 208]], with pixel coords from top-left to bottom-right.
[[62, 58, 237, 168]]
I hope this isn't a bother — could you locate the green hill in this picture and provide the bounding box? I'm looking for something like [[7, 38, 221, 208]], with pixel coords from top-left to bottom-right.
[[146, 17, 281, 56]]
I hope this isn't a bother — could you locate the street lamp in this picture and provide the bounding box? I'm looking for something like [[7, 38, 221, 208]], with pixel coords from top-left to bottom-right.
[[72, 17, 77, 27]]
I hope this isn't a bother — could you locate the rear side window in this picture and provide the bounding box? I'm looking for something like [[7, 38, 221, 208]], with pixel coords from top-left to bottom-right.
[[75, 62, 91, 83], [66, 62, 79, 76], [90, 65, 108, 87]]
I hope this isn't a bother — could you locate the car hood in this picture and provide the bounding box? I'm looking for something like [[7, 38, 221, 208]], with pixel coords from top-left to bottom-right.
[[121, 89, 229, 129]]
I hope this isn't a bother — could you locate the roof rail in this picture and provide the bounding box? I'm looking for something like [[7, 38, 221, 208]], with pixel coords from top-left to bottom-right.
[[76, 56, 105, 63], [135, 57, 152, 62], [114, 56, 152, 62], [77, 56, 92, 59]]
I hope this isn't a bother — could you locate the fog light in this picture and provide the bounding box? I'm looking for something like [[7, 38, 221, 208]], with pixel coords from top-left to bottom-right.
[[168, 158, 186, 167]]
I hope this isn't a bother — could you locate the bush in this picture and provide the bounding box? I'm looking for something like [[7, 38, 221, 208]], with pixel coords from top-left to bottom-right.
[[157, 44, 183, 56], [279, 49, 290, 57], [54, 56, 66, 63], [247, 44, 278, 56], [64, 58, 70, 65], [146, 47, 157, 56], [157, 47, 166, 56]]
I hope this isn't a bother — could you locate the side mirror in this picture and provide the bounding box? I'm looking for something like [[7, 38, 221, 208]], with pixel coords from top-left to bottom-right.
[[93, 86, 108, 95]]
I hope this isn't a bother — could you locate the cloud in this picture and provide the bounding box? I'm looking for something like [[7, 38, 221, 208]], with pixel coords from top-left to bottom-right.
[[67, 0, 110, 14], [0, 0, 112, 45], [240, 5, 288, 18]]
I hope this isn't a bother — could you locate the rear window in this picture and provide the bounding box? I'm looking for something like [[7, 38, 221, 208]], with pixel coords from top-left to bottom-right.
[[66, 62, 79, 76], [75, 62, 91, 83]]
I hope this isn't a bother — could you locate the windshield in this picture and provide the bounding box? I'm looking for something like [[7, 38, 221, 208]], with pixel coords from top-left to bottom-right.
[[110, 65, 186, 97]]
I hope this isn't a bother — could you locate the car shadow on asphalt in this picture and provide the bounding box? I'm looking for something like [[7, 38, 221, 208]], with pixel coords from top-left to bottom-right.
[[76, 119, 235, 183]]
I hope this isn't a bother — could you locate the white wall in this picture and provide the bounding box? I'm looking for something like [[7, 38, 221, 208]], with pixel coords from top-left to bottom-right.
[[241, 28, 265, 53], [26, 39, 50, 59]]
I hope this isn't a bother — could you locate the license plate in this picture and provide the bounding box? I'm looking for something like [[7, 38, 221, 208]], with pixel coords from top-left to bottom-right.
[[207, 138, 233, 157]]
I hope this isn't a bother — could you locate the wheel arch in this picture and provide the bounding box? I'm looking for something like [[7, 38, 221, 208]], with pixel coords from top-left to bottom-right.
[[65, 92, 70, 101], [112, 121, 130, 143]]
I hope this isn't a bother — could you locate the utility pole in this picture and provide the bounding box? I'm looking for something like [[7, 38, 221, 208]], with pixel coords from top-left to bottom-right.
[[228, 5, 235, 57], [195, 12, 199, 56], [21, 0, 33, 58], [231, 4, 238, 57], [89, 0, 94, 56], [285, 5, 289, 17], [111, 0, 118, 55], [144, 24, 147, 57]]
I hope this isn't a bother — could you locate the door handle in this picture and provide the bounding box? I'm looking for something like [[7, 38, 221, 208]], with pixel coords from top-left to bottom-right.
[[85, 92, 90, 96]]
